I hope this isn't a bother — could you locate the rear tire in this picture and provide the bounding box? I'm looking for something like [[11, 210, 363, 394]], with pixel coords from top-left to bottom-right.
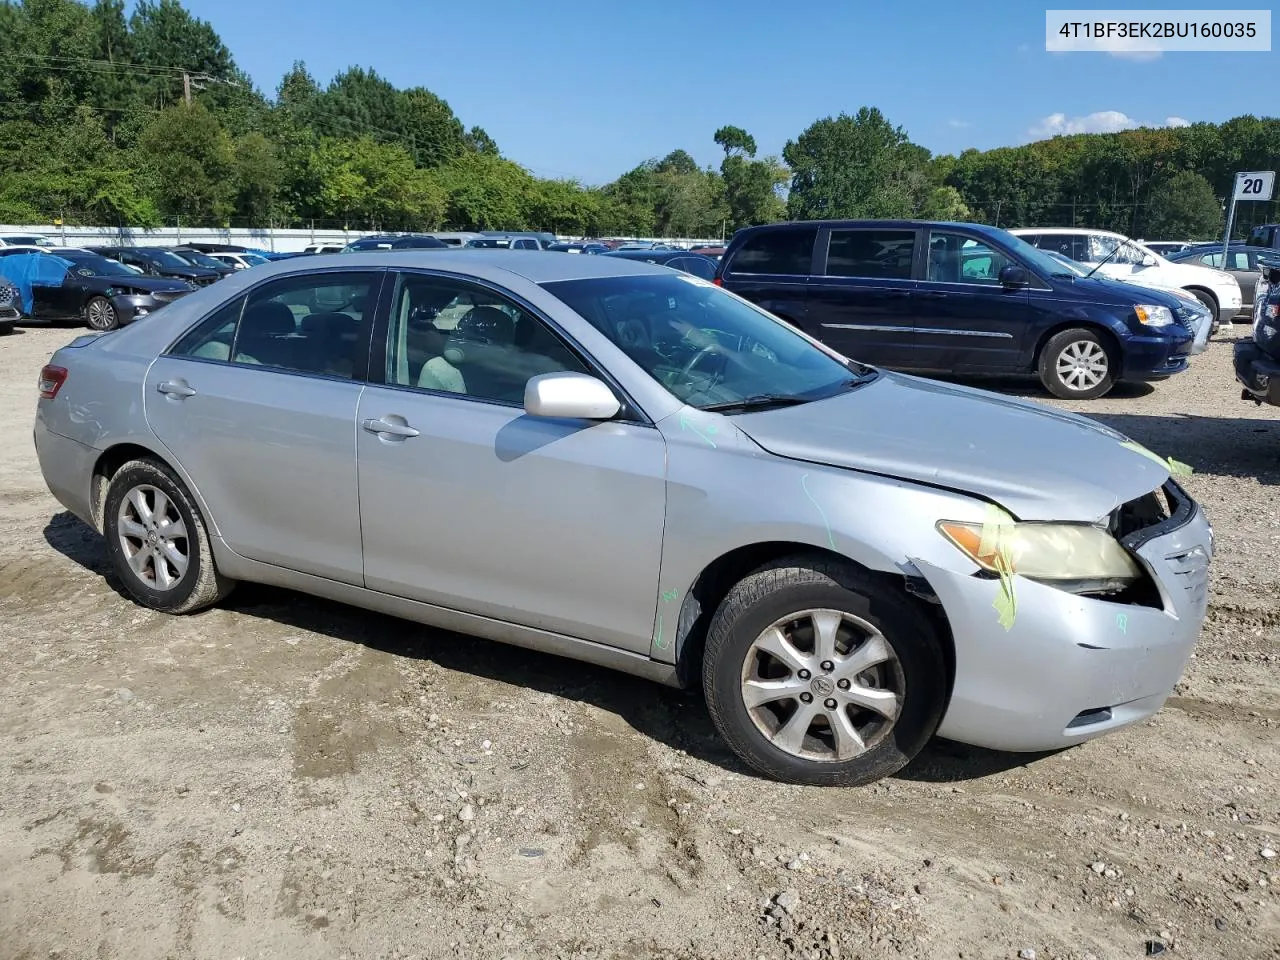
[[103, 458, 233, 614], [702, 555, 946, 787], [1038, 327, 1114, 400]]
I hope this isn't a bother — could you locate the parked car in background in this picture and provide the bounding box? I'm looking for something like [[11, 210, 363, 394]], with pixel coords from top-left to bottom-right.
[[602, 248, 719, 280], [0, 280, 19, 333], [716, 220, 1196, 399], [0, 233, 56, 248], [1235, 256, 1280, 407], [167, 247, 235, 278], [1041, 249, 1215, 349], [465, 235, 544, 250], [342, 234, 449, 252], [547, 241, 610, 255], [0, 247, 193, 330], [616, 240, 673, 251], [478, 229, 556, 247], [303, 243, 346, 255], [207, 251, 271, 271], [86, 246, 222, 287], [33, 250, 1213, 787], [691, 245, 726, 260], [1011, 228, 1243, 325], [1140, 240, 1197, 257], [427, 232, 484, 247], [1165, 243, 1264, 316]]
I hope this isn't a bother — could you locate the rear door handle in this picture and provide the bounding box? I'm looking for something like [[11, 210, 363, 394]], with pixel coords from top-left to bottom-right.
[[362, 417, 420, 438], [156, 380, 196, 398]]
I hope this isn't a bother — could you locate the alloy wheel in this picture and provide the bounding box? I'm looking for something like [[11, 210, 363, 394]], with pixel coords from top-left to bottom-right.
[[740, 609, 904, 762], [1055, 340, 1108, 391], [116, 484, 190, 591], [87, 298, 117, 331]]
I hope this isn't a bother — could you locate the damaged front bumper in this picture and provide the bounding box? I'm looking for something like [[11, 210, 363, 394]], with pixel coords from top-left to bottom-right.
[[914, 485, 1211, 752], [1234, 340, 1280, 407]]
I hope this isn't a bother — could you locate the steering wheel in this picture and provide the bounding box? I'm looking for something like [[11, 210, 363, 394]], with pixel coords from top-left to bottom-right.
[[678, 343, 727, 392]]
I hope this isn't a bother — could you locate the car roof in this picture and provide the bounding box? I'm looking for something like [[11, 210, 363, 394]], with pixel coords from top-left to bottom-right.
[[245, 249, 682, 284], [1010, 227, 1126, 238]]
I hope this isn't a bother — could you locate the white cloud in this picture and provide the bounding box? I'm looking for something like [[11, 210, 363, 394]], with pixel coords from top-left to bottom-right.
[[948, 119, 971, 129], [1027, 111, 1192, 140]]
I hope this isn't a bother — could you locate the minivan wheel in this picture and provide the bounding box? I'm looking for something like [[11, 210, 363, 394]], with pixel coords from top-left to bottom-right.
[[85, 296, 119, 331], [102, 458, 233, 614], [702, 556, 946, 787], [1039, 328, 1114, 400]]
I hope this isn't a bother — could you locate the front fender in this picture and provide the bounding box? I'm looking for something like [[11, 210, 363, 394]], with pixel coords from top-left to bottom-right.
[[648, 412, 990, 662]]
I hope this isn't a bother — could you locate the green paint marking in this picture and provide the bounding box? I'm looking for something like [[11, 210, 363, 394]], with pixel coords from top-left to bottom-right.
[[654, 612, 670, 649], [1119, 440, 1193, 477], [677, 410, 718, 448], [979, 503, 1018, 631], [800, 473, 835, 549], [661, 589, 678, 602]]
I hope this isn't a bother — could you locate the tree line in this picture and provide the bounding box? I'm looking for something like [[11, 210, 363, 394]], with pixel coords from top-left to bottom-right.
[[2, 0, 1277, 241]]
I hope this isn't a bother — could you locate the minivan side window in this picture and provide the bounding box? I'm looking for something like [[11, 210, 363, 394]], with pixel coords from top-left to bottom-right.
[[825, 229, 915, 280], [926, 231, 1010, 284], [726, 228, 817, 276]]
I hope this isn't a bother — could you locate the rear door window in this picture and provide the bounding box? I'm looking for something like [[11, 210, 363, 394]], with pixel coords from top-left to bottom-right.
[[825, 229, 916, 280], [725, 228, 817, 276]]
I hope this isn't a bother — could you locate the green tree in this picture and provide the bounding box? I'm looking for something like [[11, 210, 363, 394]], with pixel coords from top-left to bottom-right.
[[783, 107, 929, 219], [714, 125, 757, 158], [434, 152, 533, 230], [1145, 171, 1223, 239], [137, 102, 236, 223]]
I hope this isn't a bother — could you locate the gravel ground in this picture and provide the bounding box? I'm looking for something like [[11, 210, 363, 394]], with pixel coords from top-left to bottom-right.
[[0, 323, 1277, 960]]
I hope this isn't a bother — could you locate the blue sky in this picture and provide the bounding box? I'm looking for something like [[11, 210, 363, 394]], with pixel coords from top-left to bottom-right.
[[178, 1, 1278, 185]]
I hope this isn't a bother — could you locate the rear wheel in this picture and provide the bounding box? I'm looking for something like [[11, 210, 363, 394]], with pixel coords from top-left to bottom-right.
[[1038, 327, 1114, 400], [85, 296, 119, 331], [702, 555, 946, 786], [103, 458, 232, 614]]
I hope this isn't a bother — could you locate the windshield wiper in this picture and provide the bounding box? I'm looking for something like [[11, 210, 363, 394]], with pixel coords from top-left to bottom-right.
[[700, 394, 812, 413]]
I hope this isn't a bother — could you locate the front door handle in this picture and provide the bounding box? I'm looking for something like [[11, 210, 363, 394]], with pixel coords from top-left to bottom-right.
[[156, 380, 196, 398], [362, 417, 420, 438]]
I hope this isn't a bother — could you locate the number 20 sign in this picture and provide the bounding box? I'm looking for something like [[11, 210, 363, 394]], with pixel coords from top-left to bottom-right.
[[1234, 171, 1275, 201]]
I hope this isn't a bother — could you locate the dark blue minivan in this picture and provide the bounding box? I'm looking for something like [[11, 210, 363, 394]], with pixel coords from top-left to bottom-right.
[[714, 220, 1196, 399]]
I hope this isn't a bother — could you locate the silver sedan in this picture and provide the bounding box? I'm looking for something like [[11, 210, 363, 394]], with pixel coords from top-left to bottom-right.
[[34, 251, 1213, 786]]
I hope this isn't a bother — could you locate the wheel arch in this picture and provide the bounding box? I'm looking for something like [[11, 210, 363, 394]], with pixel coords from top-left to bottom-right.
[[1182, 285, 1218, 311], [1032, 320, 1122, 373], [89, 441, 216, 537], [671, 540, 955, 703]]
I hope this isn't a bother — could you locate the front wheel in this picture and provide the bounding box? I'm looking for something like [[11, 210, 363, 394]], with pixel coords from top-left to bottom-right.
[[85, 296, 119, 331], [1038, 328, 1114, 400], [702, 556, 946, 787], [103, 458, 233, 614], [1187, 288, 1218, 321]]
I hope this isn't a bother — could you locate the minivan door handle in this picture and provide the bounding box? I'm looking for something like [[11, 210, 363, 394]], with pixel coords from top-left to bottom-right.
[[915, 291, 946, 300], [362, 417, 420, 438], [156, 379, 196, 398]]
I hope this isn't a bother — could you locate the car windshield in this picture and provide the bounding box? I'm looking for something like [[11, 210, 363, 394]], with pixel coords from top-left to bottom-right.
[[60, 253, 139, 277], [540, 273, 873, 410], [1044, 250, 1088, 276], [241, 253, 269, 265], [2, 235, 54, 247], [142, 249, 192, 268], [176, 250, 224, 268]]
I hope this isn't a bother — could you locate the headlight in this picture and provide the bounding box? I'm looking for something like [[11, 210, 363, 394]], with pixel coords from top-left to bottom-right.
[[937, 519, 1143, 594], [1133, 304, 1174, 326]]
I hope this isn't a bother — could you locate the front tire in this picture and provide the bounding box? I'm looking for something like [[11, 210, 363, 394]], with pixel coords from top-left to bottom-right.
[[1187, 287, 1218, 321], [1038, 327, 1114, 400], [85, 296, 119, 331], [102, 458, 232, 614], [702, 556, 946, 787]]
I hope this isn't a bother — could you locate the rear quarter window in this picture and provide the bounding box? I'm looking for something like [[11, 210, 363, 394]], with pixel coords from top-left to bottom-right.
[[725, 228, 817, 276]]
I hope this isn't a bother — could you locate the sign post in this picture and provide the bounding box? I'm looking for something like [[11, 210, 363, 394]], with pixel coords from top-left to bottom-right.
[[1222, 170, 1276, 261]]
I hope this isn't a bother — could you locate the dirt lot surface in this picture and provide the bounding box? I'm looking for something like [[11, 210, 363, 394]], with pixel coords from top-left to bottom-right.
[[0, 323, 1277, 960]]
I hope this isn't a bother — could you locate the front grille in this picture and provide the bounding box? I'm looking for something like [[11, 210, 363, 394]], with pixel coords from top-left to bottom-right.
[[152, 290, 189, 303]]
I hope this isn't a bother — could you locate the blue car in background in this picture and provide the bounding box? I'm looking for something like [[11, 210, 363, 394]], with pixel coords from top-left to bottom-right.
[[715, 220, 1197, 400]]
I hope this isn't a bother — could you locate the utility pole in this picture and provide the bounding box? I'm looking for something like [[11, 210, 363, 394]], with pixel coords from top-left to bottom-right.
[[182, 71, 192, 106]]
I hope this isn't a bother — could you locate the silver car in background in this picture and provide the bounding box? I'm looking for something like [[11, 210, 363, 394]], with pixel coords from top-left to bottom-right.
[[33, 252, 1213, 786]]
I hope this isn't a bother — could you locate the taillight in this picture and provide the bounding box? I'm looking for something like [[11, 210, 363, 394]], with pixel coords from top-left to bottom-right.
[[38, 364, 67, 399], [712, 276, 723, 286]]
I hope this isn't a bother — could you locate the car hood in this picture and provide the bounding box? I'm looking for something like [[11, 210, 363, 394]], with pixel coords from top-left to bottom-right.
[[731, 372, 1172, 522]]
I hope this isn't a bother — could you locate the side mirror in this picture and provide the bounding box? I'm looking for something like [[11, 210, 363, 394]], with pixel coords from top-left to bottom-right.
[[524, 371, 620, 420], [999, 264, 1030, 288], [1141, 254, 1157, 267]]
